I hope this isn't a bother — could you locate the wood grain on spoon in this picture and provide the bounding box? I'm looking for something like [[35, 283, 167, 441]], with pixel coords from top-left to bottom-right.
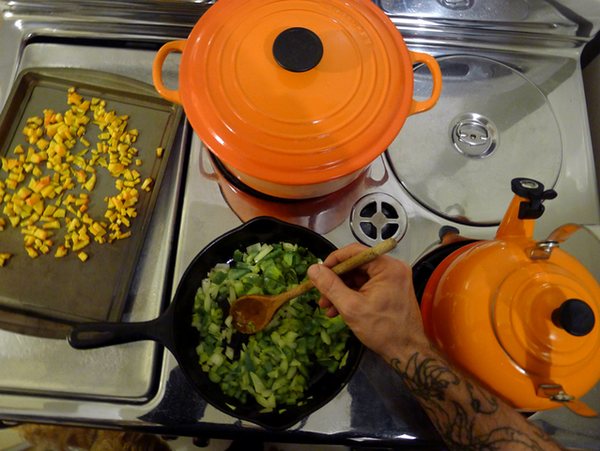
[[230, 238, 398, 334]]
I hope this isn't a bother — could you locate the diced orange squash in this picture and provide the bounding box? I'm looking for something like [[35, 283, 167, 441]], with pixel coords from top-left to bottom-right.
[[25, 246, 38, 258], [43, 220, 61, 229], [55, 246, 68, 258], [83, 173, 96, 191]]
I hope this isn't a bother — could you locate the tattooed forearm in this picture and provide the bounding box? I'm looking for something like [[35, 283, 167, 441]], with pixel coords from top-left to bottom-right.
[[466, 380, 499, 415], [390, 353, 567, 451], [392, 353, 460, 402]]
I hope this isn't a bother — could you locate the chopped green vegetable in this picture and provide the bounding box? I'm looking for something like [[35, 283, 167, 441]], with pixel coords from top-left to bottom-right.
[[192, 241, 351, 410]]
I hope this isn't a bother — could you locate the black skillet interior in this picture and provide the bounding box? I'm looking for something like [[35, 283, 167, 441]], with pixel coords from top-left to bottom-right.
[[169, 216, 364, 430]]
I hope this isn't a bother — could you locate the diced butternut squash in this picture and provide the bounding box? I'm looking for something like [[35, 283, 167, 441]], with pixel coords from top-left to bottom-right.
[[2, 86, 155, 263], [0, 253, 12, 266]]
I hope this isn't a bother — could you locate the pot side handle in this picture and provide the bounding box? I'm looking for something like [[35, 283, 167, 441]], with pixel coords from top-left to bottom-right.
[[152, 40, 186, 105], [408, 51, 443, 116]]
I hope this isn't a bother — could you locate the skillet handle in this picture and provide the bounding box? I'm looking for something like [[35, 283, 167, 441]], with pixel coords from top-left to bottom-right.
[[68, 314, 173, 351]]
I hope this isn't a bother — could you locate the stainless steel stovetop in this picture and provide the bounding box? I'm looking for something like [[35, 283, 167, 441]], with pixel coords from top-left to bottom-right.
[[2, 0, 600, 448]]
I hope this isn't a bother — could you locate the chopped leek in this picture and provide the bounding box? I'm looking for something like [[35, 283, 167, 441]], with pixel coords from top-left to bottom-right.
[[192, 242, 351, 410]]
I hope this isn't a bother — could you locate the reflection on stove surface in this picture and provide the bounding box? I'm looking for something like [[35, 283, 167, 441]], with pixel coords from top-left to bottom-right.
[[388, 55, 563, 226], [206, 151, 394, 235]]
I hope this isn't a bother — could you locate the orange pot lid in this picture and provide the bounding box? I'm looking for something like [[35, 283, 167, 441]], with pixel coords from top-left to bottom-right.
[[493, 261, 600, 379], [179, 0, 414, 185]]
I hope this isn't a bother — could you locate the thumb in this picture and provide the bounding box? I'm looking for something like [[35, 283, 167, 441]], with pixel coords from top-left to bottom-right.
[[308, 264, 354, 313]]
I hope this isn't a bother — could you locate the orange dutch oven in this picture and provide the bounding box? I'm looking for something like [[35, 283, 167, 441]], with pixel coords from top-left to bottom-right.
[[152, 0, 442, 199], [420, 178, 600, 416]]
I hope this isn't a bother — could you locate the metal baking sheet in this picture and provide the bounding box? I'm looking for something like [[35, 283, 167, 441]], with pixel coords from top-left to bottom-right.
[[0, 68, 182, 335]]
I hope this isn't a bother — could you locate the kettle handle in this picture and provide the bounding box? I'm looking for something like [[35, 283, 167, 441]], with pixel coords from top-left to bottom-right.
[[408, 51, 443, 115], [529, 223, 600, 260], [537, 384, 598, 417], [545, 223, 600, 244], [152, 40, 186, 105]]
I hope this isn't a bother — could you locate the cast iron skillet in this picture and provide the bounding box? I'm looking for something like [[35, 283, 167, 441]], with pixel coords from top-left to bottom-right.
[[68, 216, 364, 430], [411, 239, 477, 302]]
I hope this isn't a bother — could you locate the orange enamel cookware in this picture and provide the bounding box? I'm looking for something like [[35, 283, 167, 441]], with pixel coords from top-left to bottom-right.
[[152, 0, 442, 199], [420, 178, 600, 416]]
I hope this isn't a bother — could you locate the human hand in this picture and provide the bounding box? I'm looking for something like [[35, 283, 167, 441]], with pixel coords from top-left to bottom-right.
[[307, 243, 429, 361]]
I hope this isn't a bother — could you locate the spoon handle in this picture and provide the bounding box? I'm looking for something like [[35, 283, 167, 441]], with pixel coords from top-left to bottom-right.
[[330, 237, 398, 276], [274, 237, 398, 306]]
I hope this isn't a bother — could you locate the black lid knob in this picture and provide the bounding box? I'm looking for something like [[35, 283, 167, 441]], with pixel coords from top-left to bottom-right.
[[273, 27, 323, 73], [552, 298, 596, 337]]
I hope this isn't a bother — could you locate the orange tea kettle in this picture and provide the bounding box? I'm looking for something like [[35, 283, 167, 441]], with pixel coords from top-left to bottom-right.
[[419, 178, 600, 416]]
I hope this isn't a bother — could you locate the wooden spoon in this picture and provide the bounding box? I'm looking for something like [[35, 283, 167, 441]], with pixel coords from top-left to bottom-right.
[[230, 237, 398, 334]]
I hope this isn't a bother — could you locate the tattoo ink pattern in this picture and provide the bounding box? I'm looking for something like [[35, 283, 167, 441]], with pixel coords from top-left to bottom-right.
[[390, 354, 565, 451], [466, 381, 499, 415]]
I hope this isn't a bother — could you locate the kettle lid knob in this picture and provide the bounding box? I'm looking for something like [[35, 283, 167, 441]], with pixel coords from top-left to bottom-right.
[[552, 298, 596, 337]]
